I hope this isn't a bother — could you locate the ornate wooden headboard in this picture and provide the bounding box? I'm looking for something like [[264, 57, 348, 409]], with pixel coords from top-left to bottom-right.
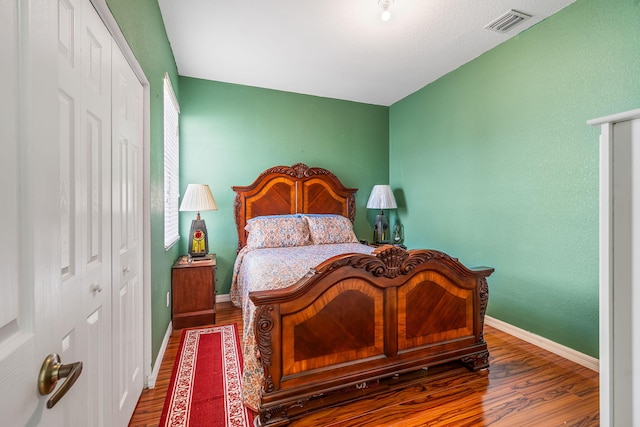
[[232, 163, 357, 250]]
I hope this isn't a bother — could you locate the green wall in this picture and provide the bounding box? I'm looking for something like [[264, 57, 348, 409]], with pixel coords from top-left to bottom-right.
[[108, 0, 640, 366], [106, 0, 180, 363], [390, 0, 640, 358], [177, 77, 389, 294]]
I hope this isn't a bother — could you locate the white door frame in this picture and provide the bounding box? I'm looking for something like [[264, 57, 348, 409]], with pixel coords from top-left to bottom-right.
[[588, 108, 640, 427], [91, 0, 153, 387]]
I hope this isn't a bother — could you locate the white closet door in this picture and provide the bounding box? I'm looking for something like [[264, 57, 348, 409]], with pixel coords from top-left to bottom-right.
[[1, 1, 144, 425], [0, 0, 40, 424], [0, 0, 101, 425], [111, 40, 145, 425], [59, 0, 114, 424]]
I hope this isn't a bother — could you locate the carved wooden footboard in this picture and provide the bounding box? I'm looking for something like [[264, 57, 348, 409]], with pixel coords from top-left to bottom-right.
[[250, 246, 493, 426]]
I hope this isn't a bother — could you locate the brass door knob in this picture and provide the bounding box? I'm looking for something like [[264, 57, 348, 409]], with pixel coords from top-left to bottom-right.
[[37, 353, 83, 409]]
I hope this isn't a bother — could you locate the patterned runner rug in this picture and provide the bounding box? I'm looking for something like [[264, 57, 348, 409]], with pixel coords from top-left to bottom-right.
[[160, 324, 254, 427]]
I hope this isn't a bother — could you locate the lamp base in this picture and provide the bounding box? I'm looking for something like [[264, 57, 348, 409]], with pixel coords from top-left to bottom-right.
[[188, 219, 209, 257], [373, 210, 390, 244]]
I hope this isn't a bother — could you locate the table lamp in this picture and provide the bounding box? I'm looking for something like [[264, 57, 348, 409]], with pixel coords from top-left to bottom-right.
[[179, 184, 218, 257], [366, 185, 397, 244]]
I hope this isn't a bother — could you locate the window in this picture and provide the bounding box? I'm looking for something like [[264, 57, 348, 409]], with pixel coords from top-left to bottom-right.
[[164, 73, 180, 249]]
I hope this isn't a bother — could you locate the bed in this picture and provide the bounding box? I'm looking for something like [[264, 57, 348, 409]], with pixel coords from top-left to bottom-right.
[[231, 163, 494, 426]]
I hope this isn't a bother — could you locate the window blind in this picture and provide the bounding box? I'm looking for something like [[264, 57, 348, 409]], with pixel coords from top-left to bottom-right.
[[164, 73, 180, 249]]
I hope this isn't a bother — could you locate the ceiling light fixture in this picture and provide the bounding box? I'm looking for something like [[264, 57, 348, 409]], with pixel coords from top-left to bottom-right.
[[379, 0, 393, 22]]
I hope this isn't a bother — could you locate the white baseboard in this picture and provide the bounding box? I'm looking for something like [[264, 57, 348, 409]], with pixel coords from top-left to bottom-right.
[[146, 321, 173, 388], [485, 316, 599, 372], [216, 293, 231, 303]]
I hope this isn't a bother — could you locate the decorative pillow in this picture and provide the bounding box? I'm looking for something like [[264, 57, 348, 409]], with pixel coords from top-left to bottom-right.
[[245, 215, 310, 248], [305, 214, 359, 244]]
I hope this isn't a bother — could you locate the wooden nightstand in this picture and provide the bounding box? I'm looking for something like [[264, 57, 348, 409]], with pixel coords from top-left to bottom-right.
[[171, 254, 216, 329], [360, 240, 407, 250]]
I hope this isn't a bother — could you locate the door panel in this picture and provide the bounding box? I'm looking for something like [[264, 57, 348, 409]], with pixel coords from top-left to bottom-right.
[[0, 1, 144, 425], [112, 40, 144, 425], [1, 0, 66, 425], [58, 2, 89, 423], [0, 1, 36, 424], [0, 0, 20, 329], [60, 329, 84, 427], [59, 0, 113, 425], [82, 3, 114, 426], [86, 307, 107, 426]]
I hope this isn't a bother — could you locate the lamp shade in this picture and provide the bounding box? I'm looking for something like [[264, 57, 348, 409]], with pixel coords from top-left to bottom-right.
[[366, 185, 397, 210], [179, 184, 218, 212]]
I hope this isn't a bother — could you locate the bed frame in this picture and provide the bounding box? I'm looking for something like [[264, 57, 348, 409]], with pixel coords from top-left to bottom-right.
[[233, 164, 494, 426], [233, 162, 357, 251]]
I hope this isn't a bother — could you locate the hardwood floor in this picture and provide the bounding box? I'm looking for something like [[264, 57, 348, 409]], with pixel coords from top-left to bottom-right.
[[127, 302, 244, 427], [128, 302, 599, 426]]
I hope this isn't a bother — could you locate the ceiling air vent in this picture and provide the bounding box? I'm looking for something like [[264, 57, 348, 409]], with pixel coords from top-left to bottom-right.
[[484, 10, 531, 33]]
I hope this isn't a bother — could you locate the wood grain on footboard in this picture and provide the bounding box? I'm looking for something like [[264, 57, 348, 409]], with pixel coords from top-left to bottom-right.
[[250, 246, 493, 426]]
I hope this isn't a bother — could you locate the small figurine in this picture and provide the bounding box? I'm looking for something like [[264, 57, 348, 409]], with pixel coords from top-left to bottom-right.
[[392, 222, 403, 244]]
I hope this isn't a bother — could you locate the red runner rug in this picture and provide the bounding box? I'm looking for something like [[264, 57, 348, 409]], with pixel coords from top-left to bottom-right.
[[160, 324, 254, 427]]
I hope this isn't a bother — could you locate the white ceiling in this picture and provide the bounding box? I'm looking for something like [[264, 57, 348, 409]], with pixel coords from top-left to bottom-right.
[[158, 0, 575, 106]]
